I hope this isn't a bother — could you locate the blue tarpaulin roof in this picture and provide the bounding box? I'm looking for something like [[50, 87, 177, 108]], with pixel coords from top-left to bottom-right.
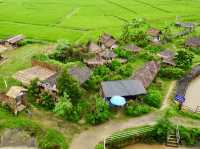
[[110, 96, 126, 106]]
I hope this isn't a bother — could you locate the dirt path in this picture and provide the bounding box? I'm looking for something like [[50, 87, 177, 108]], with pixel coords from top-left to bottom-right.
[[70, 81, 176, 149]]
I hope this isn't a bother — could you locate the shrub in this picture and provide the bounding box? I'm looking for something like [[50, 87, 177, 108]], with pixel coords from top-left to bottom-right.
[[40, 92, 55, 110], [93, 66, 110, 76], [144, 45, 162, 53], [85, 97, 110, 125], [109, 60, 122, 71], [95, 144, 104, 149], [159, 67, 185, 79], [190, 47, 200, 55], [117, 63, 133, 77], [124, 101, 151, 117], [144, 89, 162, 108], [114, 48, 133, 59], [27, 79, 40, 101]]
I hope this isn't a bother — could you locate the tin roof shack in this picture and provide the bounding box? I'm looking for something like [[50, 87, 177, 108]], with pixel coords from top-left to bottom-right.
[[132, 61, 160, 88], [99, 33, 118, 49], [5, 86, 27, 114], [101, 80, 146, 100], [158, 50, 176, 66], [5, 35, 25, 47], [124, 44, 142, 53], [68, 66, 91, 84], [185, 37, 200, 48], [147, 28, 162, 43]]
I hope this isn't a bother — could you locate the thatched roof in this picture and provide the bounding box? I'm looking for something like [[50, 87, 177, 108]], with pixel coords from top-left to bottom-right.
[[158, 50, 175, 66], [101, 80, 146, 99], [6, 35, 25, 44], [84, 56, 105, 67], [99, 33, 117, 48], [147, 28, 162, 36], [68, 66, 91, 84], [6, 86, 27, 99], [125, 44, 142, 53], [87, 41, 103, 54], [101, 50, 116, 60], [132, 61, 160, 88], [185, 37, 200, 48]]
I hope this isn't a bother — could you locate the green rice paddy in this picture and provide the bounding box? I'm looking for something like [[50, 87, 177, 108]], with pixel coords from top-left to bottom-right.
[[0, 0, 200, 42]]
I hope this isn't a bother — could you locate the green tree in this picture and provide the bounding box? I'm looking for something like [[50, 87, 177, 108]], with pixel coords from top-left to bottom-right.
[[54, 93, 72, 117], [85, 97, 110, 125], [27, 78, 40, 100], [40, 92, 55, 110], [175, 50, 194, 70], [57, 69, 82, 104], [144, 89, 162, 108], [110, 60, 122, 71]]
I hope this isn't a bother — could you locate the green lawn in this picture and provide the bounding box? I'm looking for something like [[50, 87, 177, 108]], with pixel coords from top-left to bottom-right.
[[0, 44, 50, 92], [0, 0, 200, 42]]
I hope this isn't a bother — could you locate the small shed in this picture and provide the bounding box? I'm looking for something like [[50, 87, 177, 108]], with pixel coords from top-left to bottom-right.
[[68, 66, 91, 84], [124, 44, 142, 53], [185, 37, 200, 48], [5, 35, 25, 46], [101, 80, 146, 99], [132, 61, 160, 88], [175, 22, 194, 29], [6, 86, 27, 114], [84, 55, 105, 67], [99, 33, 118, 49], [147, 28, 162, 42], [87, 41, 103, 54], [158, 50, 176, 66]]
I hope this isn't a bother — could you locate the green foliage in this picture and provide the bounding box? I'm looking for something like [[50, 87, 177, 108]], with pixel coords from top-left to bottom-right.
[[37, 128, 68, 149], [17, 39, 46, 46], [27, 79, 40, 100], [57, 69, 82, 104], [116, 63, 133, 77], [109, 60, 122, 71], [95, 144, 104, 149], [93, 66, 111, 76], [40, 92, 55, 110], [175, 50, 194, 70], [124, 101, 151, 117], [190, 47, 200, 55], [85, 97, 110, 125], [159, 67, 185, 79], [56, 40, 70, 52], [144, 45, 162, 53], [114, 48, 133, 59], [144, 89, 162, 108]]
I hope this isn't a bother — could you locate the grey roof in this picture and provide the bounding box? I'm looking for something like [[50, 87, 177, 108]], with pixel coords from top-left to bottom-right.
[[185, 37, 200, 48], [6, 35, 25, 44], [40, 73, 58, 92], [68, 66, 91, 84], [101, 80, 146, 98]]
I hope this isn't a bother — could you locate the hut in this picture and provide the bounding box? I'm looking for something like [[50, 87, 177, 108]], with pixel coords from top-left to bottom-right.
[[101, 79, 146, 100], [87, 41, 103, 54], [5, 35, 25, 46], [99, 33, 118, 49], [68, 66, 91, 84], [124, 44, 142, 53], [158, 50, 176, 66], [175, 22, 194, 29], [100, 50, 116, 60], [84, 55, 105, 67], [147, 28, 162, 42], [132, 61, 160, 88], [185, 37, 200, 48], [5, 86, 27, 114]]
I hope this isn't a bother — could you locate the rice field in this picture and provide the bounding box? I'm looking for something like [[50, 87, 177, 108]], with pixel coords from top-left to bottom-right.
[[0, 0, 200, 42]]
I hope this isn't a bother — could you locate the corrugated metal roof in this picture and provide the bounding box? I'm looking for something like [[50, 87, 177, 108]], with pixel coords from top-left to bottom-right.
[[101, 80, 146, 98]]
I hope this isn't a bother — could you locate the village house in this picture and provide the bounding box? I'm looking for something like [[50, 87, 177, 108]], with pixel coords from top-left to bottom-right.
[[84, 55, 105, 67], [185, 37, 200, 48], [158, 50, 176, 66], [175, 22, 194, 30], [5, 35, 25, 47], [100, 50, 116, 60], [132, 61, 160, 88], [124, 44, 142, 53], [101, 79, 146, 100], [99, 33, 118, 49], [87, 41, 103, 54], [3, 86, 27, 114], [147, 28, 162, 43], [68, 66, 91, 84]]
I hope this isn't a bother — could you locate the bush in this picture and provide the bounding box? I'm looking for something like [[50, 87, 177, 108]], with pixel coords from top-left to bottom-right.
[[109, 60, 122, 71], [27, 79, 40, 101], [144, 45, 162, 53], [95, 144, 104, 149], [124, 101, 151, 117], [190, 47, 200, 55], [85, 97, 110, 125], [40, 92, 55, 110], [144, 89, 162, 108], [114, 48, 133, 59], [117, 63, 133, 77], [159, 67, 185, 79]]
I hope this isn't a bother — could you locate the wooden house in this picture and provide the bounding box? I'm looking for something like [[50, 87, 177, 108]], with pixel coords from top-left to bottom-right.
[[100, 50, 116, 60], [124, 44, 142, 53], [147, 28, 162, 43], [132, 61, 160, 88], [158, 50, 176, 66], [87, 41, 103, 54], [5, 35, 25, 47], [84, 55, 105, 67], [99, 33, 118, 49], [5, 86, 27, 114], [185, 37, 200, 48]]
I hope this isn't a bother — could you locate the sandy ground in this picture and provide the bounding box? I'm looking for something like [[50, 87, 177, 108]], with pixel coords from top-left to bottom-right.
[[123, 144, 199, 149], [185, 76, 200, 111], [0, 147, 37, 149]]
